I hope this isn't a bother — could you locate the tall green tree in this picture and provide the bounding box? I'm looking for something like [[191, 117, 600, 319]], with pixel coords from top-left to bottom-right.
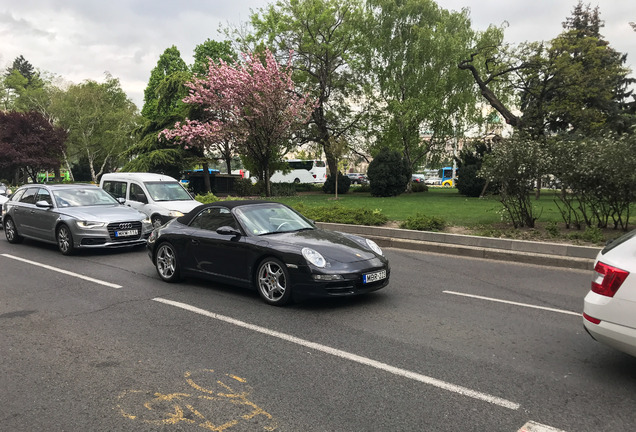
[[191, 39, 236, 76], [364, 0, 482, 188], [141, 46, 189, 121], [242, 0, 369, 178], [540, 3, 635, 135], [460, 2, 634, 137], [50, 74, 139, 183], [1, 55, 52, 113], [124, 46, 193, 179], [126, 41, 238, 184]]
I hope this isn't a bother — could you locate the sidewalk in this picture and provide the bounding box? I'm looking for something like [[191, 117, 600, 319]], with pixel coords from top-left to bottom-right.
[[316, 222, 600, 270]]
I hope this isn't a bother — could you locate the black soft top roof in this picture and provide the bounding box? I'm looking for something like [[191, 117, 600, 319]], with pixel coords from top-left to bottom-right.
[[176, 199, 280, 225]]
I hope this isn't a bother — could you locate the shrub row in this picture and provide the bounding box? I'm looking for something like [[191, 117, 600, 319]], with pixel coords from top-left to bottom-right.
[[292, 202, 388, 226]]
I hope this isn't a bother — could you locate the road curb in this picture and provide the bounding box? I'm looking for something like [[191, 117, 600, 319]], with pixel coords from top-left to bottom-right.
[[316, 222, 598, 270]]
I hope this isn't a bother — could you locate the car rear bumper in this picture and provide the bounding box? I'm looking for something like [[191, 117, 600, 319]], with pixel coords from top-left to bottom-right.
[[583, 318, 636, 357], [584, 291, 636, 357]]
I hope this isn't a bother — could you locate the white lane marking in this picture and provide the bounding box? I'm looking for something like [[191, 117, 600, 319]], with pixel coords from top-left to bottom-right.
[[519, 421, 567, 432], [443, 290, 580, 317], [1, 254, 122, 289], [153, 297, 520, 410]]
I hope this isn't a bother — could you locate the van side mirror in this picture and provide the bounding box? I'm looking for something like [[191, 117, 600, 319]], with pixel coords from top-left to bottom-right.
[[135, 194, 148, 204]]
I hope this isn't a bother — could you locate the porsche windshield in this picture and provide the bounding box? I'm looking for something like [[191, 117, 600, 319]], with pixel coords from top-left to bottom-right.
[[234, 204, 314, 235]]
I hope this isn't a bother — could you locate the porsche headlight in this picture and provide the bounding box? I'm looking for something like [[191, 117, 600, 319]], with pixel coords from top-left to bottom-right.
[[366, 239, 383, 256], [76, 220, 106, 229], [302, 247, 326, 268]]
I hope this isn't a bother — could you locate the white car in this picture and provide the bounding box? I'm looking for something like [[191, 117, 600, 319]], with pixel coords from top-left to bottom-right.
[[0, 194, 8, 226], [583, 229, 636, 356], [100, 172, 200, 228]]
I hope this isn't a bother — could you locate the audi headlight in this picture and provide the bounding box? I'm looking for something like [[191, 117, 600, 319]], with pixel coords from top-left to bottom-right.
[[366, 239, 383, 256], [302, 247, 326, 268], [76, 220, 106, 229], [168, 210, 184, 217]]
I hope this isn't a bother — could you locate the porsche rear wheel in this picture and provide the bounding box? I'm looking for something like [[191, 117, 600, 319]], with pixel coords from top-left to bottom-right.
[[256, 258, 292, 306]]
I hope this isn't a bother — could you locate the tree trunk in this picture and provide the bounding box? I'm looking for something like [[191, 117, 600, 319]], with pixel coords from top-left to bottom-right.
[[202, 161, 211, 193], [479, 179, 490, 198], [335, 172, 339, 199], [62, 151, 75, 182], [458, 58, 522, 128], [264, 165, 271, 197], [535, 177, 542, 200]]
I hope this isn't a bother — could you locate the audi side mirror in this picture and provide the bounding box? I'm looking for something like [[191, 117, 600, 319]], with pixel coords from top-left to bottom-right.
[[35, 200, 53, 208]]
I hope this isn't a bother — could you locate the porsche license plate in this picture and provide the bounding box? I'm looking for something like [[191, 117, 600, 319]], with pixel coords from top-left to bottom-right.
[[115, 229, 138, 237], [363, 270, 386, 284]]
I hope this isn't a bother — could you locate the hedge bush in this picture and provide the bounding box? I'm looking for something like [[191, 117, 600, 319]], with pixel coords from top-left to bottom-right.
[[195, 192, 220, 204], [411, 183, 428, 193], [293, 203, 388, 226], [322, 173, 351, 194], [367, 147, 410, 197], [233, 178, 256, 197], [399, 213, 446, 231]]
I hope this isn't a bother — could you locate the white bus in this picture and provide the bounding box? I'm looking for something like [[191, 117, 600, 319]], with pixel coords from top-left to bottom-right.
[[270, 159, 327, 184]]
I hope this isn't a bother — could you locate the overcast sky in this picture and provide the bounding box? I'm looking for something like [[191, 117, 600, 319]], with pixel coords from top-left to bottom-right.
[[2, 0, 635, 109]]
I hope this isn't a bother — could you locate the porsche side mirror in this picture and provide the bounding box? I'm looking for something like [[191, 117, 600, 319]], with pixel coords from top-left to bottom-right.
[[216, 226, 241, 237]]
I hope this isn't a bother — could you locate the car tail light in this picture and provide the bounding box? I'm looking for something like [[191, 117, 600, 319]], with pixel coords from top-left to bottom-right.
[[591, 261, 629, 297]]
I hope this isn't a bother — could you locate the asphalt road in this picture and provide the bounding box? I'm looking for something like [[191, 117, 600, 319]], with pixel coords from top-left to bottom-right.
[[1, 236, 635, 432]]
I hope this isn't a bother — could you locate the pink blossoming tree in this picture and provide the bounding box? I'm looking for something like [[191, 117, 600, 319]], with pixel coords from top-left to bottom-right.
[[160, 49, 315, 196]]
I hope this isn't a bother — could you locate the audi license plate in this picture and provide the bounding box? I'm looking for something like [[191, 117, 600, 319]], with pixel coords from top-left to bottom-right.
[[115, 229, 138, 237], [363, 269, 386, 284]]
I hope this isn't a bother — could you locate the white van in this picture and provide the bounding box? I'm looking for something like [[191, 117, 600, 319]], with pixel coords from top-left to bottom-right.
[[100, 173, 200, 228]]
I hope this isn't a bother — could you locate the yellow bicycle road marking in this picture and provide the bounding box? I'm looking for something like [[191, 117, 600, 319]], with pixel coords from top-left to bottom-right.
[[117, 369, 278, 431]]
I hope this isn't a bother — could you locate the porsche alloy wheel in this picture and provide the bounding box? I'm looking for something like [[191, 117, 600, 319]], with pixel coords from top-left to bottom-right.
[[256, 258, 292, 306], [156, 242, 180, 282]]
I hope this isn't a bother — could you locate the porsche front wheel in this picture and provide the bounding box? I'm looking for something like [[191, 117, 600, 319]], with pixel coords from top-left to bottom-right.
[[256, 258, 292, 306]]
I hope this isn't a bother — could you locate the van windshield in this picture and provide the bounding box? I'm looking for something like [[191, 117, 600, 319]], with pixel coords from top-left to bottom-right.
[[144, 182, 192, 202]]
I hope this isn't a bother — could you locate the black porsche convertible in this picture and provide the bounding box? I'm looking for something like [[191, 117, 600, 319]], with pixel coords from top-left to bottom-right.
[[147, 200, 390, 306]]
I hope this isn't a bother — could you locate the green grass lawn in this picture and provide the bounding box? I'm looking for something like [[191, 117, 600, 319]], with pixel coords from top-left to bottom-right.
[[271, 187, 568, 227]]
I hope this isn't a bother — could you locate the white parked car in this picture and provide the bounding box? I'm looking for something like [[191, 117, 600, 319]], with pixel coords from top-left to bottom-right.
[[0, 194, 8, 226], [100, 173, 200, 228], [583, 229, 636, 356]]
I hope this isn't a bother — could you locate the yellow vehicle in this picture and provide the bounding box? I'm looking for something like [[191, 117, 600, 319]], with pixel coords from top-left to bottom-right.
[[440, 166, 457, 187]]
